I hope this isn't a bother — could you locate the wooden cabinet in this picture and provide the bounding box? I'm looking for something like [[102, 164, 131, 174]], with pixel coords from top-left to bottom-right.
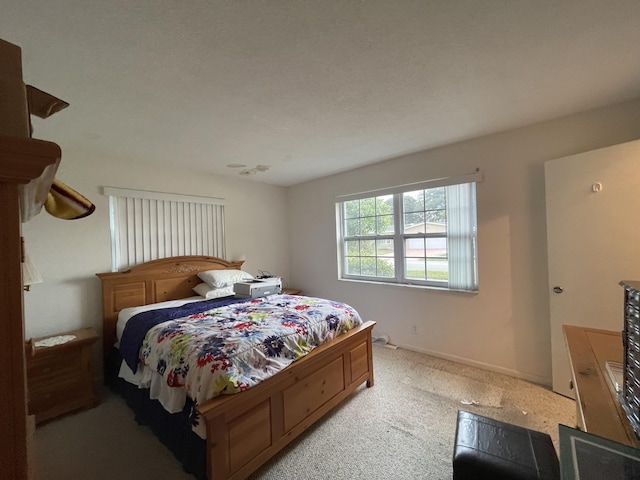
[[0, 38, 63, 478], [0, 136, 60, 479], [26, 328, 99, 424], [563, 325, 640, 448]]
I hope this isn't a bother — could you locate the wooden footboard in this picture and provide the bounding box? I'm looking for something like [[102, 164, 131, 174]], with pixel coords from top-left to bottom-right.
[[198, 320, 375, 480]]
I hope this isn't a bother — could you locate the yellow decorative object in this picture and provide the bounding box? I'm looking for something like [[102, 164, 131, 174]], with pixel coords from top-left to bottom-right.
[[45, 178, 95, 220]]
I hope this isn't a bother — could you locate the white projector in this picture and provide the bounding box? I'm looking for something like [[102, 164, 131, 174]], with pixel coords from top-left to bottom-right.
[[233, 277, 282, 298]]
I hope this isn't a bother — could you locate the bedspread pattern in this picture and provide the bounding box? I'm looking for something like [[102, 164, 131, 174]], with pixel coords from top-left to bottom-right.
[[120, 296, 247, 373], [136, 295, 362, 417]]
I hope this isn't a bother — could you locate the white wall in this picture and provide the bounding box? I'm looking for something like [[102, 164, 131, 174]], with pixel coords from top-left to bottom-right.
[[22, 153, 290, 361], [23, 98, 640, 387], [287, 98, 640, 386]]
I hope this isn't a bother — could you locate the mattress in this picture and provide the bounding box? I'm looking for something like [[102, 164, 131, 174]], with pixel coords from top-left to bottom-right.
[[115, 294, 363, 438]]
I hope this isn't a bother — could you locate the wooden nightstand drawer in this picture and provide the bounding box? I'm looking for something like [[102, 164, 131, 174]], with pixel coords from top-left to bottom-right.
[[27, 349, 82, 382], [28, 365, 83, 393], [26, 327, 99, 424], [29, 379, 84, 413]]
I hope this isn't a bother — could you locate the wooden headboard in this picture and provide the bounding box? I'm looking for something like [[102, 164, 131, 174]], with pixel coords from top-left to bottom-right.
[[96, 255, 244, 358]]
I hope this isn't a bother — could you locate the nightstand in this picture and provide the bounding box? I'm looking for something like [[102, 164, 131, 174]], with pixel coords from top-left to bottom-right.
[[26, 327, 99, 424], [282, 288, 302, 295]]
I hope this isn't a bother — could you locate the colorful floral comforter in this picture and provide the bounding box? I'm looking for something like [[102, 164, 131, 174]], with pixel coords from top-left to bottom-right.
[[128, 294, 362, 423]]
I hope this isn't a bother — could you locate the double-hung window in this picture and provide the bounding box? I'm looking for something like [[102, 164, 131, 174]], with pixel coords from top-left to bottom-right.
[[336, 172, 480, 291]]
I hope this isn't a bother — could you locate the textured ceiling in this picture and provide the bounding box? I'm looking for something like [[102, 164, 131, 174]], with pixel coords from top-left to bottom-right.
[[3, 1, 640, 186]]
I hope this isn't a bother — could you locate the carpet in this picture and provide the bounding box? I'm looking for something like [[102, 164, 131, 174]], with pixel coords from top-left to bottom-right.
[[34, 345, 575, 480]]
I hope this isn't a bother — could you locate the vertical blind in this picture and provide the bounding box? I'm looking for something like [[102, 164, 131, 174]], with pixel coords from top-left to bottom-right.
[[104, 187, 226, 272], [445, 182, 478, 290]]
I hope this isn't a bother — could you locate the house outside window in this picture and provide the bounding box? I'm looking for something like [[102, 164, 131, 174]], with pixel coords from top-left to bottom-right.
[[336, 172, 480, 291]]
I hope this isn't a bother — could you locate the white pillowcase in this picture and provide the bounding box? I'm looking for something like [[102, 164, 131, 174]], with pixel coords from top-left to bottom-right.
[[197, 269, 254, 288], [192, 283, 235, 299]]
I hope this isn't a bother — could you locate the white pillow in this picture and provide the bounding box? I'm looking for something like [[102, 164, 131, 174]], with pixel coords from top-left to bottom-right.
[[197, 269, 254, 288], [192, 283, 235, 299]]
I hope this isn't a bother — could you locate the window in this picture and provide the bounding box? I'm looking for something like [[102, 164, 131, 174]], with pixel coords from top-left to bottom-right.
[[336, 172, 479, 291], [104, 187, 225, 272]]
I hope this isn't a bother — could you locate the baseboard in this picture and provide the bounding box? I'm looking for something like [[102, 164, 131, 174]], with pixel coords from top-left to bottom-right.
[[395, 343, 551, 388]]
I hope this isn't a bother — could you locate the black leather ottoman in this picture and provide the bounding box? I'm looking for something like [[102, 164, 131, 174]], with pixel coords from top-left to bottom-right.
[[453, 411, 560, 480]]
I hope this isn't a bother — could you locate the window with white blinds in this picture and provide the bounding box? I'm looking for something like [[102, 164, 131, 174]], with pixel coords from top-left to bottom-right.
[[335, 170, 481, 291], [104, 187, 226, 272]]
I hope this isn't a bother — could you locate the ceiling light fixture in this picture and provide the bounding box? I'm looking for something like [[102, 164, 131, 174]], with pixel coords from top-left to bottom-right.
[[238, 164, 270, 176]]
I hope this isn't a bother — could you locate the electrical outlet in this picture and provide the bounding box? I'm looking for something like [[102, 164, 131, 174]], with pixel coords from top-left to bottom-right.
[[411, 324, 418, 335]]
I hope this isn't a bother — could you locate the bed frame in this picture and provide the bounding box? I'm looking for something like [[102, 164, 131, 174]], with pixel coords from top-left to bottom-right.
[[97, 256, 375, 480]]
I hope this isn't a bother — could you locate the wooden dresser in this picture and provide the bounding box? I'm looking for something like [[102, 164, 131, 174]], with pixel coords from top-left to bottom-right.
[[563, 324, 640, 448], [26, 328, 99, 424]]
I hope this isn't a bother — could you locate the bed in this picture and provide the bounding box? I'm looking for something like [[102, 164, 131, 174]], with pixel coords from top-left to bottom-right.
[[96, 255, 375, 480]]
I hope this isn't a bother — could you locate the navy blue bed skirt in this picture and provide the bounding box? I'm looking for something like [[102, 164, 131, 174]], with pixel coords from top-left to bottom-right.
[[105, 347, 206, 480]]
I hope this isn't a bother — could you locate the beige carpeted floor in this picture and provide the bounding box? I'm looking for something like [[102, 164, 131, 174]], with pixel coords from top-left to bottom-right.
[[33, 346, 575, 480]]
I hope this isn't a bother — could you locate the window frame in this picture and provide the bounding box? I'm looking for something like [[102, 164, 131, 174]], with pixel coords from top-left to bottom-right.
[[336, 171, 481, 291]]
